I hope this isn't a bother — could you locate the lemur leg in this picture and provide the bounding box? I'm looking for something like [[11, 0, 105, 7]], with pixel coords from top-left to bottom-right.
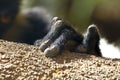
[[76, 24, 102, 56]]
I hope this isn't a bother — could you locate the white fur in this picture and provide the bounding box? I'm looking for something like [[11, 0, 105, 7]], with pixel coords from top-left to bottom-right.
[[100, 39, 120, 59]]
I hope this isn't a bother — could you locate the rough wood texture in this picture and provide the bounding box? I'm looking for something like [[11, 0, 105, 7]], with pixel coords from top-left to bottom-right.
[[0, 40, 120, 80]]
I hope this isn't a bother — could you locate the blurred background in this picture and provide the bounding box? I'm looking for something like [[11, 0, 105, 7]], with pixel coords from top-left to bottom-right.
[[22, 0, 120, 47]]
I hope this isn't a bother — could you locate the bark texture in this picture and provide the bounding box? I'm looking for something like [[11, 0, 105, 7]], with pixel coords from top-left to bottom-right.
[[0, 40, 120, 80]]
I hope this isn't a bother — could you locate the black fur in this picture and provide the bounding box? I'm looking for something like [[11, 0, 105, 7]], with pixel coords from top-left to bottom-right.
[[0, 0, 20, 36]]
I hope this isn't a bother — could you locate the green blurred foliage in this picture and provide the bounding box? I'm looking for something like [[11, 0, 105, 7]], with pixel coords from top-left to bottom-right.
[[22, 0, 104, 32], [22, 0, 120, 44]]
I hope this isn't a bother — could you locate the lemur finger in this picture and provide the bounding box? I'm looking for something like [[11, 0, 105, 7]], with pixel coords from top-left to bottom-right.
[[83, 24, 101, 56], [44, 29, 72, 57], [39, 19, 66, 51]]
